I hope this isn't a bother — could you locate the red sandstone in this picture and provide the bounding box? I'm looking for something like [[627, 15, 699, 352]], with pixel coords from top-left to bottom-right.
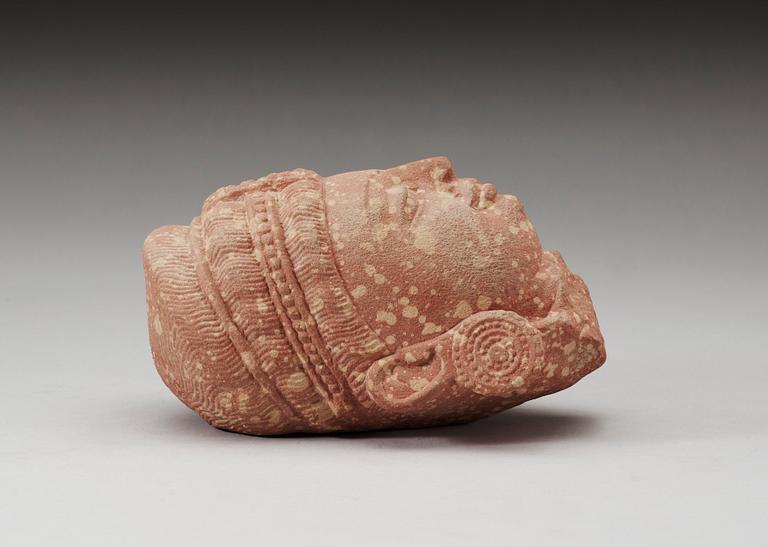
[[143, 157, 606, 434]]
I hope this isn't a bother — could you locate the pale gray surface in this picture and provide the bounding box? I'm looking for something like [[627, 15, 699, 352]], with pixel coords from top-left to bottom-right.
[[2, 7, 767, 546]]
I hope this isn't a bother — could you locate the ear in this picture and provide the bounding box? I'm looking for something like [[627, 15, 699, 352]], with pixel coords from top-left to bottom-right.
[[365, 310, 545, 411]]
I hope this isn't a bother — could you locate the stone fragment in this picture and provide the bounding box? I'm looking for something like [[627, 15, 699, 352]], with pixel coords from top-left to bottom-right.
[[143, 157, 606, 434]]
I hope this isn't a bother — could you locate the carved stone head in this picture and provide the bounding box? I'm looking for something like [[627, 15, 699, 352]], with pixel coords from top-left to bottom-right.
[[143, 157, 606, 434]]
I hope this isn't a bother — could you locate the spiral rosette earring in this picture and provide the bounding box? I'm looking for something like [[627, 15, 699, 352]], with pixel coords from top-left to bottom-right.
[[450, 311, 545, 398]]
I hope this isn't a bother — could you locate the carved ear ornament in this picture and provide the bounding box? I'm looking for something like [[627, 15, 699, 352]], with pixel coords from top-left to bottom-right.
[[366, 310, 546, 411]]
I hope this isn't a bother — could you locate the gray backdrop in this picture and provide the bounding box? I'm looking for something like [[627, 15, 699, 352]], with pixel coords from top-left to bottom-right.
[[2, 5, 766, 546]]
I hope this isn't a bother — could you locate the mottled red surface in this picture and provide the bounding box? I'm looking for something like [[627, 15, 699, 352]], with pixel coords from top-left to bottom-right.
[[143, 157, 606, 434]]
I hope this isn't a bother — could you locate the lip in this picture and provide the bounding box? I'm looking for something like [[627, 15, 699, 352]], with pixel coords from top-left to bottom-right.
[[452, 179, 497, 209], [477, 183, 497, 209]]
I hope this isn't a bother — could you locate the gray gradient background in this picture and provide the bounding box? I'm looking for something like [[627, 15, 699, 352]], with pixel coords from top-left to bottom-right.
[[2, 5, 767, 546]]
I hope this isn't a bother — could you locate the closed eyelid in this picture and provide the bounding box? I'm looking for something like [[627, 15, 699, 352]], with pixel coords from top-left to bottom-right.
[[384, 185, 408, 210], [383, 185, 419, 223]]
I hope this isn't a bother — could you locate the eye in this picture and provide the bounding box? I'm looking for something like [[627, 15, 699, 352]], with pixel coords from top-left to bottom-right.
[[384, 185, 419, 223]]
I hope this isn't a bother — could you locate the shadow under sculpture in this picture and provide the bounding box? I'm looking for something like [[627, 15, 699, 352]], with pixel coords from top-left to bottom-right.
[[143, 157, 606, 435]]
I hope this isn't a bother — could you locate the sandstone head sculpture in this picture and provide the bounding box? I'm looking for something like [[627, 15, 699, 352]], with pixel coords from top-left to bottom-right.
[[143, 157, 606, 434]]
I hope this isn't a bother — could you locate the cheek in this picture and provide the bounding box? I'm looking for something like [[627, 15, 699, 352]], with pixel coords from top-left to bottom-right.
[[410, 202, 517, 288], [412, 195, 504, 253], [425, 200, 543, 308]]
